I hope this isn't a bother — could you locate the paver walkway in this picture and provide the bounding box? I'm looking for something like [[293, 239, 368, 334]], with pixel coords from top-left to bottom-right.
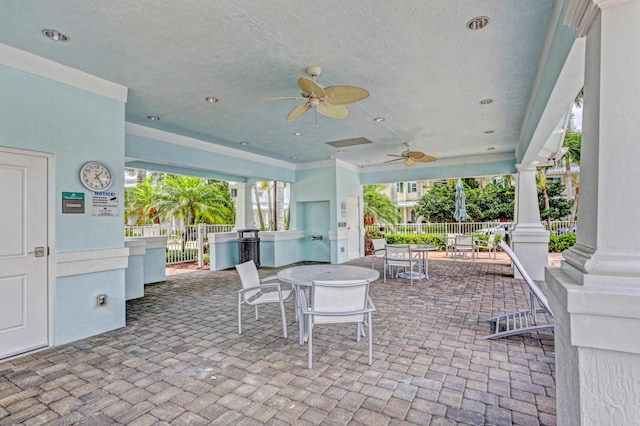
[[1, 256, 556, 425]]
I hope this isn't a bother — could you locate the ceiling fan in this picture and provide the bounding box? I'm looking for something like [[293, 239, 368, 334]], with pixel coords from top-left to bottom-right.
[[260, 66, 369, 123], [385, 142, 437, 166]]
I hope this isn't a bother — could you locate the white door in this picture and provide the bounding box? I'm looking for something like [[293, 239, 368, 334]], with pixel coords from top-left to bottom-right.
[[0, 150, 49, 359], [347, 196, 360, 259]]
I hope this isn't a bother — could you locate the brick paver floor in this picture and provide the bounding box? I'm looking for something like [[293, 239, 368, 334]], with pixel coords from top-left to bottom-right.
[[0, 255, 556, 425]]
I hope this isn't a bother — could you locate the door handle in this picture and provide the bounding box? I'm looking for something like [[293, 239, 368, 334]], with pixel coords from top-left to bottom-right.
[[28, 247, 46, 257]]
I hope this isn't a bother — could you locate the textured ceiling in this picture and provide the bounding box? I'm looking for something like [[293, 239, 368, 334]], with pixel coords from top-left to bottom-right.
[[0, 1, 569, 173]]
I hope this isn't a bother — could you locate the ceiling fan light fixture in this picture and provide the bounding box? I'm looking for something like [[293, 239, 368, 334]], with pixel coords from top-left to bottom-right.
[[404, 157, 415, 166]]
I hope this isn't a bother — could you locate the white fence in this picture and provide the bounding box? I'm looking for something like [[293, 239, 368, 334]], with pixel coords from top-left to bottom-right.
[[125, 221, 575, 266], [365, 220, 576, 236], [125, 224, 234, 265]]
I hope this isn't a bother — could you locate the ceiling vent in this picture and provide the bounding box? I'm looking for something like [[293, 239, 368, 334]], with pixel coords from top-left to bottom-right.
[[326, 137, 372, 148]]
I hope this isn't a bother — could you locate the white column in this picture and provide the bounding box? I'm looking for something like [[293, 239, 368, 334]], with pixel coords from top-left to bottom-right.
[[547, 1, 640, 424], [233, 182, 257, 230], [510, 165, 550, 280]]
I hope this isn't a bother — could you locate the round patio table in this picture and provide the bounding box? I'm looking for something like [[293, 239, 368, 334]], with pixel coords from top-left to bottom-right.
[[277, 264, 380, 344], [395, 244, 438, 280]]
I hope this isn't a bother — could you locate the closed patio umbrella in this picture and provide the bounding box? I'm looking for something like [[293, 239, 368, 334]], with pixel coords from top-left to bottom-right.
[[453, 178, 469, 233]]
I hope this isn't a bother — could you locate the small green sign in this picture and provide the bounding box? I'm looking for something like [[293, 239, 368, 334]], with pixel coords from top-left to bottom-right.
[[62, 192, 85, 213], [62, 192, 85, 200]]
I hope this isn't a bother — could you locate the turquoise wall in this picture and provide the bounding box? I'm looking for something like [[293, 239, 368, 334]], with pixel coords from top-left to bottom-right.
[[54, 270, 126, 344], [294, 166, 337, 262], [143, 248, 167, 284], [1, 65, 127, 345]]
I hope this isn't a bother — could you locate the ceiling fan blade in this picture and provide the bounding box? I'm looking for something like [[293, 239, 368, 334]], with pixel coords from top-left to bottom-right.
[[386, 154, 405, 158], [324, 86, 370, 105], [258, 96, 306, 101], [316, 104, 349, 119], [414, 154, 437, 162], [287, 103, 312, 121], [298, 77, 326, 98], [384, 157, 405, 163]]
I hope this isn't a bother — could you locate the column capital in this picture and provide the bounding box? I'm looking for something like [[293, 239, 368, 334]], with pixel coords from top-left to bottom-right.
[[514, 162, 539, 172]]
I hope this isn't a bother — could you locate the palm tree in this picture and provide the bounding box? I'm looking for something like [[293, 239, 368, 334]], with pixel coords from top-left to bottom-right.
[[252, 183, 265, 230], [155, 175, 234, 226], [124, 176, 159, 225], [564, 87, 583, 231], [363, 185, 400, 226], [537, 170, 552, 230]]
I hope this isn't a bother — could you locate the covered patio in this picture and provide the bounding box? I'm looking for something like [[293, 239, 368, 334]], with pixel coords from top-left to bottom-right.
[[1, 256, 555, 425]]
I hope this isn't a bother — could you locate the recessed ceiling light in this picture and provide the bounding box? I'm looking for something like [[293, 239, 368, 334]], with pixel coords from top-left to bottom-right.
[[337, 150, 345, 153], [329, 155, 335, 159], [147, 116, 160, 121], [484, 130, 495, 134], [467, 16, 489, 31], [205, 96, 219, 103], [293, 132, 303, 136], [239, 141, 249, 146], [487, 147, 496, 151], [479, 99, 493, 105], [42, 29, 70, 42], [373, 117, 385, 123], [290, 156, 297, 160]]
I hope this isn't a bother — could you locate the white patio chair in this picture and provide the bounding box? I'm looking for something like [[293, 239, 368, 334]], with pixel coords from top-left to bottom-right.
[[444, 233, 457, 257], [453, 235, 475, 261], [236, 260, 294, 339], [300, 280, 376, 369], [484, 242, 554, 339], [370, 238, 387, 268], [384, 244, 420, 285], [475, 233, 497, 258]]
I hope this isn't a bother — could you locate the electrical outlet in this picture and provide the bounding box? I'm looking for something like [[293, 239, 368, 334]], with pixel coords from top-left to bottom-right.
[[340, 247, 345, 252], [97, 294, 107, 306]]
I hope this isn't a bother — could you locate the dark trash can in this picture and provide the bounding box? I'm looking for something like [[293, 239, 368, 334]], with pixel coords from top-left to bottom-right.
[[238, 229, 260, 267]]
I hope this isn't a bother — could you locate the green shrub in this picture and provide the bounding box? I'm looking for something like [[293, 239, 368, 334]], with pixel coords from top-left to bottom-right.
[[549, 233, 576, 252], [384, 233, 447, 250]]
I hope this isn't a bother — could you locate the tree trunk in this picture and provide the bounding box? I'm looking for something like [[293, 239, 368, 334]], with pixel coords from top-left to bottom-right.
[[541, 186, 551, 229], [569, 187, 579, 232], [564, 157, 573, 200], [272, 181, 278, 231], [265, 184, 273, 230], [252, 183, 265, 230], [136, 169, 146, 184]]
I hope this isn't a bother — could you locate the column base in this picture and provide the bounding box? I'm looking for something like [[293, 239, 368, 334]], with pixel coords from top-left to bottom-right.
[[546, 264, 640, 425], [510, 224, 550, 280]]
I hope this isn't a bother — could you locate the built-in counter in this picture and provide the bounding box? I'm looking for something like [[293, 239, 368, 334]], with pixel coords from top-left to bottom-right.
[[208, 230, 306, 270]]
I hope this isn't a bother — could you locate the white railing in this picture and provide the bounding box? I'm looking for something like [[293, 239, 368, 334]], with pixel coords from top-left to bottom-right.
[[366, 221, 509, 235], [125, 223, 235, 265], [366, 220, 576, 236]]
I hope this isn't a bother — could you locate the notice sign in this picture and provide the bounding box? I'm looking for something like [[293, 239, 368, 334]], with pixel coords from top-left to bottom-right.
[[91, 191, 119, 217], [62, 192, 85, 214]]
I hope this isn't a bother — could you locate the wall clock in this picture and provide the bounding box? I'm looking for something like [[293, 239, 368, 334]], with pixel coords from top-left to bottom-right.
[[80, 161, 113, 191]]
